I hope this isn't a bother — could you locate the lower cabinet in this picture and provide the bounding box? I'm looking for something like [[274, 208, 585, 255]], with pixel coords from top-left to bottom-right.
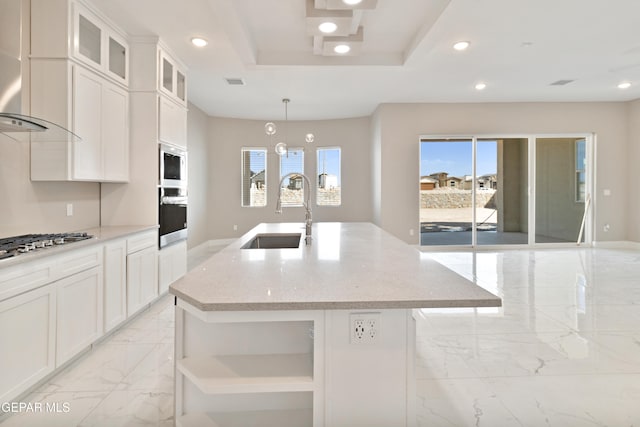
[[0, 285, 56, 403], [127, 245, 158, 317], [56, 266, 104, 366], [158, 240, 187, 294], [104, 239, 127, 333], [0, 229, 160, 404]]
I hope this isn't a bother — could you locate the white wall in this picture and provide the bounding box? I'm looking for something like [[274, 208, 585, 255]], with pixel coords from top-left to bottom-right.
[[207, 115, 372, 239], [373, 102, 629, 243], [186, 102, 210, 249], [628, 99, 640, 242], [0, 136, 100, 237]]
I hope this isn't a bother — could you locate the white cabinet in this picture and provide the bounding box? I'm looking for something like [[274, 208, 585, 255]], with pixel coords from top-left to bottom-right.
[[126, 232, 159, 317], [30, 0, 129, 183], [101, 79, 130, 180], [104, 239, 127, 333], [0, 230, 161, 404], [157, 48, 188, 148], [31, 63, 129, 182], [31, 0, 129, 85], [56, 266, 104, 366], [158, 240, 187, 294], [0, 285, 56, 403], [159, 96, 187, 148], [74, 2, 129, 84], [174, 304, 324, 427], [159, 50, 187, 106]]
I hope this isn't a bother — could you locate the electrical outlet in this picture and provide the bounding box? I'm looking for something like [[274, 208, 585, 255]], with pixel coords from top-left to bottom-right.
[[66, 203, 73, 216], [350, 312, 380, 344]]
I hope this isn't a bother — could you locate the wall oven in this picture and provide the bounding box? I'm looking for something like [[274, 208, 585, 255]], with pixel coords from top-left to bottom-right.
[[159, 187, 187, 248], [160, 143, 187, 188]]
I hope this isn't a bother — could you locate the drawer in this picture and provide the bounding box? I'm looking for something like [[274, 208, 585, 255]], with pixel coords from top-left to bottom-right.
[[0, 263, 54, 303], [53, 245, 103, 279], [127, 231, 157, 254], [0, 245, 103, 302]]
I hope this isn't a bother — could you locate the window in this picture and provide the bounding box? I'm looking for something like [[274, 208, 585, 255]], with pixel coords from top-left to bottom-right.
[[317, 147, 341, 206], [575, 139, 586, 202], [241, 148, 266, 207], [279, 148, 304, 207]]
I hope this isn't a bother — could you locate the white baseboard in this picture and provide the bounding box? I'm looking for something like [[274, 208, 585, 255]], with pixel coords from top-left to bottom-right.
[[593, 240, 640, 250]]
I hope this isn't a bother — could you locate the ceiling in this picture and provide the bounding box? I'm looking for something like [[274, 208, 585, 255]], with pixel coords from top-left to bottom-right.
[[90, 0, 640, 120]]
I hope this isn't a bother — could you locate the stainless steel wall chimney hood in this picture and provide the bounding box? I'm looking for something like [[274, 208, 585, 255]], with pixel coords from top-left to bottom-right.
[[0, 112, 81, 142], [0, 0, 80, 142]]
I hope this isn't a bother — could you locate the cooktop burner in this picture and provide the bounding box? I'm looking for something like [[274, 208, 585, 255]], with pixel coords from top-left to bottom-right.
[[0, 232, 93, 260]]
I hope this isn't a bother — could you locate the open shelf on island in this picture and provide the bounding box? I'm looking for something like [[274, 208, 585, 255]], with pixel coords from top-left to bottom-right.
[[177, 353, 314, 394], [176, 409, 313, 427]]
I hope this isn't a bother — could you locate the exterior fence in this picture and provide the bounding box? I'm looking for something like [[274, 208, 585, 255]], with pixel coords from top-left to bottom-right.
[[421, 189, 496, 209], [250, 187, 341, 207]]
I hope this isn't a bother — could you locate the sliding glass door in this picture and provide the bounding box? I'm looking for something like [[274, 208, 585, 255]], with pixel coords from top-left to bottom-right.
[[420, 139, 473, 246], [420, 135, 591, 248], [477, 138, 529, 245], [535, 138, 587, 243]]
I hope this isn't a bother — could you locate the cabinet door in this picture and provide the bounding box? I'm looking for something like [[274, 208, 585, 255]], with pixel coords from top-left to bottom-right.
[[127, 246, 158, 317], [73, 66, 103, 180], [104, 240, 127, 333], [56, 267, 104, 366], [102, 81, 129, 182], [159, 96, 187, 148], [0, 285, 56, 403], [74, 7, 103, 68], [159, 50, 187, 106], [107, 33, 129, 84], [158, 240, 187, 294]]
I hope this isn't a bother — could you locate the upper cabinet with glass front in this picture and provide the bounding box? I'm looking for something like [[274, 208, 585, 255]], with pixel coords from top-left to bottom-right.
[[159, 50, 187, 106], [73, 2, 129, 85], [31, 0, 129, 86]]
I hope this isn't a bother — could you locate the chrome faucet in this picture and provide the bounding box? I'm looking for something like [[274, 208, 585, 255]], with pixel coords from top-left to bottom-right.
[[276, 172, 312, 245]]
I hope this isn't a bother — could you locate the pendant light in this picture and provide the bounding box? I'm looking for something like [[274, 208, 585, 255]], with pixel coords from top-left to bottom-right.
[[264, 99, 314, 156]]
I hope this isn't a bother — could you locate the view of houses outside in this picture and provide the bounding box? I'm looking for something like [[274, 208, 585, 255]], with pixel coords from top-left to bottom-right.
[[242, 147, 341, 208], [420, 140, 497, 238], [317, 148, 341, 206]]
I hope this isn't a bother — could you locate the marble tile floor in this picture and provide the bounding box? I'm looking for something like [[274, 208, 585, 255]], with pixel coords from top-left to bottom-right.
[[416, 248, 640, 426], [3, 246, 640, 426]]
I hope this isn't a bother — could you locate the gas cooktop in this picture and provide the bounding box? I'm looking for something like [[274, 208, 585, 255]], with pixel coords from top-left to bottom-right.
[[0, 232, 93, 260]]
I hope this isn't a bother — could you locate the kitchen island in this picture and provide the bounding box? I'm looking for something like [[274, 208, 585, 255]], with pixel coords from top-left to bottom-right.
[[170, 222, 501, 427]]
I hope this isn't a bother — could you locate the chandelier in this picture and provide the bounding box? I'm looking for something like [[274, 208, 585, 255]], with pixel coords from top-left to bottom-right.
[[265, 98, 314, 156]]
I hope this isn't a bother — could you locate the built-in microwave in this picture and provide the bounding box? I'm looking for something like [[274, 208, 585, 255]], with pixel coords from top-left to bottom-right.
[[160, 143, 187, 188]]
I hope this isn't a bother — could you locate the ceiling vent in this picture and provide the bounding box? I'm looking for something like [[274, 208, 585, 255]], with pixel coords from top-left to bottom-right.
[[225, 78, 245, 86], [550, 79, 575, 86]]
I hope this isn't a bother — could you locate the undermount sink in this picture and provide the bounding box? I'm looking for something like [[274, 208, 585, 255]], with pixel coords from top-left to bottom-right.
[[241, 233, 302, 249]]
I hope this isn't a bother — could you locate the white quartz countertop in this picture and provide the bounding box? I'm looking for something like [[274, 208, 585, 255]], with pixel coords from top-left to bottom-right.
[[0, 225, 157, 269], [170, 222, 501, 311]]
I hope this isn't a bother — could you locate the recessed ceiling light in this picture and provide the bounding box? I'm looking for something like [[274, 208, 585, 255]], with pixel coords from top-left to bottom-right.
[[191, 37, 208, 47], [334, 44, 351, 54], [343, 0, 363, 4], [475, 82, 487, 90], [453, 41, 470, 51], [618, 81, 632, 89], [318, 22, 338, 34]]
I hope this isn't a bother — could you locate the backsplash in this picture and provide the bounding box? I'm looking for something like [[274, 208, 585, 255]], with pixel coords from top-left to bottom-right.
[[0, 137, 100, 238]]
